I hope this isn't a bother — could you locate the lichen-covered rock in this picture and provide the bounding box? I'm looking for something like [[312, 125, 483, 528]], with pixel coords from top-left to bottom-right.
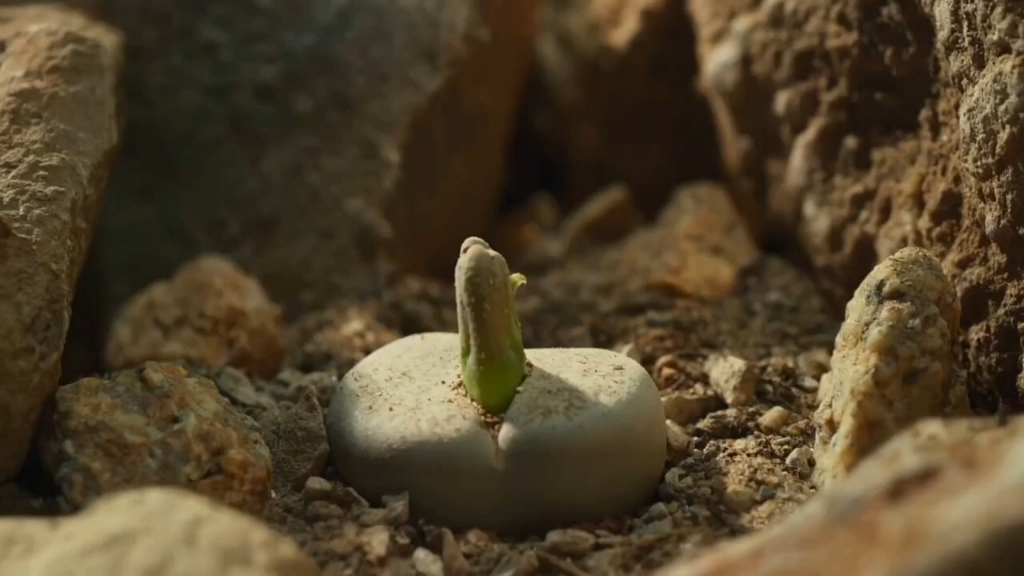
[[0, 487, 318, 576], [41, 363, 273, 514], [813, 247, 970, 487], [0, 5, 122, 484], [529, 0, 720, 214], [42, 0, 541, 319], [105, 255, 284, 378], [687, 0, 1024, 410], [653, 415, 1024, 576]]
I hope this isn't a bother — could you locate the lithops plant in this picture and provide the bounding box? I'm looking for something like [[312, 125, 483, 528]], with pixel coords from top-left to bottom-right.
[[325, 237, 666, 534]]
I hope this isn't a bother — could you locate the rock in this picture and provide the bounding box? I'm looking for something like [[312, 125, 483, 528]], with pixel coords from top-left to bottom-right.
[[616, 182, 760, 300], [705, 354, 758, 407], [529, 0, 719, 214], [412, 548, 445, 576], [813, 248, 970, 488], [284, 304, 399, 375], [41, 363, 273, 514], [559, 182, 646, 251], [258, 383, 330, 491], [326, 332, 666, 533], [665, 420, 692, 461], [687, 0, 1024, 409], [105, 254, 284, 378], [0, 487, 318, 576], [543, 528, 596, 557], [758, 406, 791, 433], [51, 0, 543, 319], [0, 5, 121, 483], [652, 416, 1024, 576], [662, 391, 724, 425]]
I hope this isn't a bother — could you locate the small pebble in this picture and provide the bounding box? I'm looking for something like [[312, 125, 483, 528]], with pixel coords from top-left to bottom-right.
[[665, 420, 692, 460], [662, 392, 722, 425], [758, 406, 792, 433], [302, 476, 334, 503], [705, 353, 758, 406], [544, 528, 596, 557], [412, 547, 445, 576], [359, 525, 391, 563], [305, 501, 346, 522], [786, 446, 815, 478], [382, 492, 410, 525], [722, 486, 756, 513], [634, 516, 674, 537]]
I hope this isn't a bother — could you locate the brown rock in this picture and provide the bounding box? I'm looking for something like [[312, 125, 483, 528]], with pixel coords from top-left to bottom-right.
[[653, 416, 1024, 576], [0, 5, 121, 484], [813, 248, 970, 487], [687, 0, 1024, 409], [104, 254, 284, 378], [0, 487, 318, 576], [617, 182, 760, 299], [46, 0, 542, 318], [560, 182, 646, 251], [530, 0, 720, 215], [41, 363, 273, 514]]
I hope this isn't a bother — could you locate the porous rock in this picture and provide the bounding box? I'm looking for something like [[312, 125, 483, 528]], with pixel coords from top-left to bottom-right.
[[105, 254, 284, 378], [654, 415, 1024, 576], [813, 247, 970, 487], [41, 363, 273, 514], [258, 383, 330, 491], [0, 5, 121, 484], [529, 0, 720, 215], [0, 487, 319, 576], [284, 304, 399, 376], [687, 0, 1024, 409], [49, 0, 541, 318], [326, 332, 666, 533]]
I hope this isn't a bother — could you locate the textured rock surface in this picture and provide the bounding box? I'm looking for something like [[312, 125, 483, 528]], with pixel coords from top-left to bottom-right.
[[104, 254, 284, 378], [613, 181, 760, 299], [32, 0, 542, 318], [0, 5, 121, 484], [0, 487, 319, 576], [687, 0, 1024, 409], [284, 304, 399, 376], [654, 415, 1024, 576], [326, 332, 666, 533], [530, 0, 720, 214], [813, 248, 969, 487], [41, 363, 273, 513]]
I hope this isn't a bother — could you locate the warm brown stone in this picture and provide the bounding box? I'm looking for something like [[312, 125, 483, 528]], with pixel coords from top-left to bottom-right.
[[687, 0, 1024, 409], [104, 254, 284, 378], [0, 5, 122, 483]]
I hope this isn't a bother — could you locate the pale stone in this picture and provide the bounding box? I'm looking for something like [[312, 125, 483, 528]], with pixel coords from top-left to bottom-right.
[[326, 332, 666, 533]]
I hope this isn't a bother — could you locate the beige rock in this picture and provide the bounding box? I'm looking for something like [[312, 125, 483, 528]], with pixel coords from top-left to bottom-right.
[[687, 0, 1024, 409], [653, 416, 1024, 576], [0, 487, 318, 576], [560, 182, 646, 251], [41, 363, 273, 514], [0, 5, 121, 484], [284, 304, 399, 376], [105, 255, 284, 378], [530, 0, 719, 215], [48, 0, 542, 320], [705, 354, 757, 407], [813, 247, 970, 488]]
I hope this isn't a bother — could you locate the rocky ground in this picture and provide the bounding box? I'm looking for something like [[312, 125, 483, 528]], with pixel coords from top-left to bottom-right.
[[2, 0, 1024, 575]]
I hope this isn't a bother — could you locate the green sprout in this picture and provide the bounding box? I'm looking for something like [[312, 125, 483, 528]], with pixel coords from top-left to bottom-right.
[[455, 237, 528, 415]]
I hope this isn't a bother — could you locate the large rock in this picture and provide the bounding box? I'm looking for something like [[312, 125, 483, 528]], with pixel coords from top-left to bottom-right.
[[688, 0, 1024, 409], [0, 5, 121, 483], [654, 415, 1024, 576], [28, 0, 541, 318], [0, 487, 319, 576], [529, 0, 720, 215], [41, 363, 274, 514]]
